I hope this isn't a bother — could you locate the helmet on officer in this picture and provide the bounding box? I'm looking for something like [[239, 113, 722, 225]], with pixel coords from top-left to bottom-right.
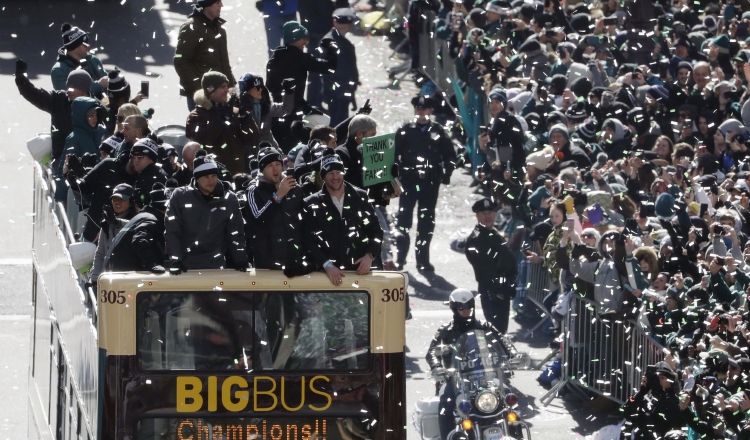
[[449, 288, 475, 327]]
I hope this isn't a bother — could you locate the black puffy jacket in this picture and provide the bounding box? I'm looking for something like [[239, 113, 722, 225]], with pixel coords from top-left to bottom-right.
[[105, 205, 166, 272], [133, 162, 168, 208], [301, 182, 382, 270]]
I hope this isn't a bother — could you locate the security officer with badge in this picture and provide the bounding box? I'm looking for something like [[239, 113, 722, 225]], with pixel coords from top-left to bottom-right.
[[465, 198, 517, 334], [393, 95, 456, 272]]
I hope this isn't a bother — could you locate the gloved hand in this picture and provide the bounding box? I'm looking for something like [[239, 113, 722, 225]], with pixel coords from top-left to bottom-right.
[[235, 260, 250, 272], [431, 366, 447, 380], [150, 265, 166, 274], [65, 170, 79, 191], [441, 174, 451, 185], [15, 59, 27, 77], [170, 261, 188, 275], [281, 78, 296, 93], [320, 38, 334, 49], [562, 195, 575, 215], [102, 204, 118, 226], [391, 163, 400, 178], [66, 154, 85, 177], [357, 100, 373, 115]]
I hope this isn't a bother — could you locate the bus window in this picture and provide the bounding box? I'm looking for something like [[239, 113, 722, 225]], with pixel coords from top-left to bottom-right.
[[136, 292, 256, 371], [258, 291, 370, 371], [136, 291, 370, 372]]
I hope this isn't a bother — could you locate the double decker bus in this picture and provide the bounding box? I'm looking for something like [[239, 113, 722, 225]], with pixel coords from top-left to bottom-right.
[[28, 160, 407, 439]]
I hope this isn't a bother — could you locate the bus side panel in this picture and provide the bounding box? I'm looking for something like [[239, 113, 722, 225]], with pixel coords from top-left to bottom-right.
[[32, 166, 99, 438], [28, 266, 54, 440], [380, 352, 407, 440]]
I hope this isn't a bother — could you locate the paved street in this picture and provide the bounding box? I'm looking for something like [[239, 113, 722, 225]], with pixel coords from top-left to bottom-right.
[[0, 0, 620, 438]]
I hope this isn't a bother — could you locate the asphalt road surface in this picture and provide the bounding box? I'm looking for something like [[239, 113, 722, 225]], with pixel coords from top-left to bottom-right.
[[0, 0, 621, 438]]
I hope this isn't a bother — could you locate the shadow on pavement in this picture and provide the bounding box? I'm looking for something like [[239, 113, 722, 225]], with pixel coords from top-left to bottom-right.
[[0, 0, 178, 79], [406, 270, 457, 300]]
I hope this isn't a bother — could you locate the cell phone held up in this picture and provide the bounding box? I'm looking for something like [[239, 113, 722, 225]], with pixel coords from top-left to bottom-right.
[[141, 81, 149, 99]]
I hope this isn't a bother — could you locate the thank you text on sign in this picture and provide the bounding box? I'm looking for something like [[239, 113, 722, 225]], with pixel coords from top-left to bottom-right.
[[361, 133, 396, 187]]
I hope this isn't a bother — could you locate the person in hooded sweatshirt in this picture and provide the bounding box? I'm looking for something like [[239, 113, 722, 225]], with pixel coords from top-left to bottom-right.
[[56, 97, 108, 201], [543, 123, 592, 173], [600, 118, 631, 160], [50, 23, 107, 97], [165, 152, 248, 273]]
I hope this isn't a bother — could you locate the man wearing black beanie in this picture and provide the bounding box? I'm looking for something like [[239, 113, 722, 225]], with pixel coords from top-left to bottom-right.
[[165, 153, 248, 273], [51, 23, 108, 97]]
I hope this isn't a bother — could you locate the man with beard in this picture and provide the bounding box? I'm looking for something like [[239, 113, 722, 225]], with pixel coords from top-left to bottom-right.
[[301, 153, 382, 286], [165, 152, 248, 272]]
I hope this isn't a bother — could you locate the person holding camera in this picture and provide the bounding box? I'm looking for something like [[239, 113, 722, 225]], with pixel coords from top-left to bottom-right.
[[244, 146, 306, 274], [622, 361, 687, 439]]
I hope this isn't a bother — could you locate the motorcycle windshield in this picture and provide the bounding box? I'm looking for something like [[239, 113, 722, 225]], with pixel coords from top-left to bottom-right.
[[453, 330, 503, 390]]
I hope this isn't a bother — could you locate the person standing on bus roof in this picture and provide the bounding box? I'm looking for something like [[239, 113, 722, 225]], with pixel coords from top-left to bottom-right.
[[301, 151, 382, 286], [130, 137, 168, 209], [165, 152, 248, 273], [245, 146, 307, 275], [90, 184, 137, 289], [174, 0, 236, 111], [104, 183, 169, 274], [464, 198, 517, 334]]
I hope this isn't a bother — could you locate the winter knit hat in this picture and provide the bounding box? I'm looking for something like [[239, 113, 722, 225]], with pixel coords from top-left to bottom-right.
[[320, 153, 345, 178], [67, 69, 92, 93], [488, 87, 507, 107], [131, 138, 160, 162], [193, 152, 219, 179], [257, 146, 284, 171], [197, 0, 221, 7], [106, 67, 130, 100], [655, 192, 677, 221], [149, 182, 169, 210], [565, 101, 587, 121], [712, 34, 731, 55], [201, 71, 229, 98], [577, 118, 599, 142], [61, 23, 88, 52], [647, 85, 669, 103], [99, 134, 123, 156], [283, 21, 309, 45], [549, 124, 569, 140], [704, 16, 719, 34], [238, 73, 264, 96]]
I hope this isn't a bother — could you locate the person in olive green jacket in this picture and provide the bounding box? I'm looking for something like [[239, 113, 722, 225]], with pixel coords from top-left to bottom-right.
[[174, 0, 236, 110]]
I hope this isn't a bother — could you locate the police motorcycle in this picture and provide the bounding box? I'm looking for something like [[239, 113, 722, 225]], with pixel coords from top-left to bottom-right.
[[413, 290, 531, 440]]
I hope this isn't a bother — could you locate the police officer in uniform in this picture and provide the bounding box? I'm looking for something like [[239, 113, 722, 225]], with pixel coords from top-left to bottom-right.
[[426, 288, 511, 440], [465, 198, 517, 334], [394, 95, 456, 272]]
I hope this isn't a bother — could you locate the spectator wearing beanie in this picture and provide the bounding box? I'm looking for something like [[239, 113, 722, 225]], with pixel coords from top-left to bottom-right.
[[130, 138, 168, 208], [709, 34, 735, 79], [105, 67, 149, 134], [186, 71, 260, 175], [546, 123, 591, 172], [266, 21, 338, 113], [245, 146, 307, 273], [258, 0, 298, 57], [51, 23, 107, 97], [165, 153, 248, 273], [15, 61, 94, 163], [480, 87, 526, 177], [174, 0, 236, 110]]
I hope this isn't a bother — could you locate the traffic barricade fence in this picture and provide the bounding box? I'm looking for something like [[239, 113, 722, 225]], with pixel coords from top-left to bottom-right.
[[541, 294, 666, 406], [519, 242, 554, 339]]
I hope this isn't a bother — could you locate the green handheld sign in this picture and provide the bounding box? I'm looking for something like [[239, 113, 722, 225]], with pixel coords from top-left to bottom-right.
[[361, 133, 396, 187]]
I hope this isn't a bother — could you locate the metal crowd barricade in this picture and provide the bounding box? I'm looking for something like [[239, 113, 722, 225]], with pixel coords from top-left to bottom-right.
[[541, 294, 666, 406], [519, 242, 554, 339]]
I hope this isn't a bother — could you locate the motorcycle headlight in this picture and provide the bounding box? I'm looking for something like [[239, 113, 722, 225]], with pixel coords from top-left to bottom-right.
[[475, 391, 499, 413]]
